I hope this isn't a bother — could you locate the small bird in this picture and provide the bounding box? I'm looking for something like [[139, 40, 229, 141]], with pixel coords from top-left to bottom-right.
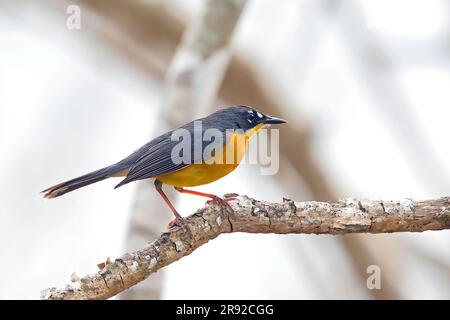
[[42, 106, 286, 227]]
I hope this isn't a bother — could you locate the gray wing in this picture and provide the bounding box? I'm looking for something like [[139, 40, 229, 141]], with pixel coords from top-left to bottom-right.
[[115, 121, 225, 188]]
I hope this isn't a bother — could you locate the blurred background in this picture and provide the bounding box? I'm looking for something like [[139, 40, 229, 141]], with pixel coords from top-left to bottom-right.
[[0, 0, 449, 299]]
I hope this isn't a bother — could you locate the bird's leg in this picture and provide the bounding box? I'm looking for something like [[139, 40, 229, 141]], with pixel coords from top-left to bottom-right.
[[174, 187, 215, 199], [154, 179, 186, 228], [174, 187, 234, 211]]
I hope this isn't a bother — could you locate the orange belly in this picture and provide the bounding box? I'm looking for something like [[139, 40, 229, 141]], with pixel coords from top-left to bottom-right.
[[156, 125, 264, 187], [156, 162, 239, 187]]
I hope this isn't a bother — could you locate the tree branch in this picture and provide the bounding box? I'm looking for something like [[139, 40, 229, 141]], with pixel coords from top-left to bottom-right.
[[41, 195, 450, 300]]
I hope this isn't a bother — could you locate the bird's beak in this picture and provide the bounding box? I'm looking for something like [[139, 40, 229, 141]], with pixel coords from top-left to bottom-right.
[[263, 115, 287, 124]]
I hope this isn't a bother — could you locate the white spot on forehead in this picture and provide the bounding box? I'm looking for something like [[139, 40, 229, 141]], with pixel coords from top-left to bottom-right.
[[257, 112, 263, 118]]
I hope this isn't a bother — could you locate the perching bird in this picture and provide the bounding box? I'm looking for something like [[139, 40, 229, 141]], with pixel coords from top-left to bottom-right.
[[42, 106, 286, 227]]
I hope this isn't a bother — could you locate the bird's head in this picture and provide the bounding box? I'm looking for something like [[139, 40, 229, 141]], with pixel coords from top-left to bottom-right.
[[211, 105, 287, 132]]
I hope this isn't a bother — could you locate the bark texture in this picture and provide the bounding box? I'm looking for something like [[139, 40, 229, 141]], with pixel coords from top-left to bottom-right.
[[42, 195, 450, 300]]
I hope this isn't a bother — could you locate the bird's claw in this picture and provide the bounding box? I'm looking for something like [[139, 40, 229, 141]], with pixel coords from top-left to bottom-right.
[[205, 195, 234, 212], [168, 216, 187, 229]]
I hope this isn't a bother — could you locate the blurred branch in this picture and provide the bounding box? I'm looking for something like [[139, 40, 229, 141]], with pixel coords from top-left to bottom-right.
[[340, 234, 400, 299], [335, 0, 450, 192], [121, 0, 246, 299], [162, 0, 247, 125], [221, 3, 393, 298], [118, 181, 168, 300], [329, 0, 450, 298], [406, 242, 450, 275], [42, 195, 450, 300], [221, 59, 335, 201]]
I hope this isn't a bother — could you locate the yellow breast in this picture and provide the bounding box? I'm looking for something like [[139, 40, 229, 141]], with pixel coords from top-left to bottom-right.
[[156, 124, 264, 187]]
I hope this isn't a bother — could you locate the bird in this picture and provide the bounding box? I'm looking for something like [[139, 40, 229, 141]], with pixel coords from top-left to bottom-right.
[[42, 105, 287, 227]]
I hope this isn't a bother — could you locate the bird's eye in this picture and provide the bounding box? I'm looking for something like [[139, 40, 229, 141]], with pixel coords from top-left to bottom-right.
[[247, 113, 255, 124]]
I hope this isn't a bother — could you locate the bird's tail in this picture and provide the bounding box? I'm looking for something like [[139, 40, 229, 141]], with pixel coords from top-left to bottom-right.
[[41, 164, 129, 199]]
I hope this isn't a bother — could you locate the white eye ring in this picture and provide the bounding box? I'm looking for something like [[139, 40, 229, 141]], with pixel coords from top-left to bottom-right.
[[248, 110, 253, 114], [247, 119, 252, 123], [256, 112, 263, 118]]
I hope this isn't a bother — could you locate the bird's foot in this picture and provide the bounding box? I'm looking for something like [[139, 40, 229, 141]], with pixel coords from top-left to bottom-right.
[[206, 195, 234, 212], [168, 216, 187, 229]]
